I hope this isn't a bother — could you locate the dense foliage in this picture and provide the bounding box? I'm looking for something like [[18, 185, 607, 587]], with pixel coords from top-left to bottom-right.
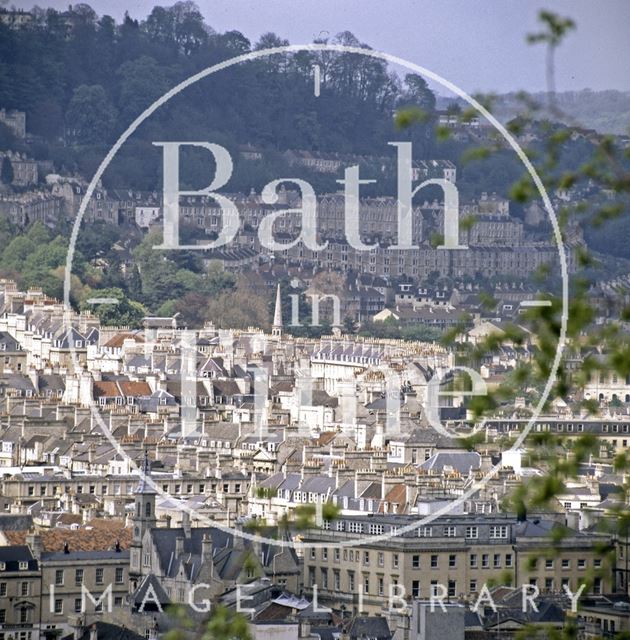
[[0, 2, 439, 192]]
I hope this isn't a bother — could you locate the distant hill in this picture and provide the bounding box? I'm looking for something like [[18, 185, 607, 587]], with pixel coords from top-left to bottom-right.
[[438, 90, 630, 135]]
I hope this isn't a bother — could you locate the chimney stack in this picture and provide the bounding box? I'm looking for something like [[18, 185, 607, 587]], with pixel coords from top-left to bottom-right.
[[69, 614, 84, 640], [182, 510, 191, 538], [175, 535, 184, 556], [26, 532, 42, 560], [202, 533, 213, 566]]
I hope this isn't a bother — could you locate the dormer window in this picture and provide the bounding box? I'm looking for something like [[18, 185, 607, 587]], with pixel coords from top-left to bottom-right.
[[19, 561, 28, 570]]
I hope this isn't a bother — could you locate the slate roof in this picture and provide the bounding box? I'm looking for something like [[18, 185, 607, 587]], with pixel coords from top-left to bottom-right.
[[0, 514, 33, 531], [349, 616, 391, 640], [0, 373, 36, 393], [0, 545, 37, 570], [150, 526, 234, 579], [42, 549, 130, 562], [62, 622, 144, 640], [131, 573, 171, 609], [0, 331, 22, 351], [419, 451, 481, 474], [38, 373, 65, 393], [483, 600, 564, 628]]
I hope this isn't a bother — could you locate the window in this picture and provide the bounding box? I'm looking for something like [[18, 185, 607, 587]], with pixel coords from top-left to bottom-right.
[[322, 549, 328, 561], [545, 559, 554, 569], [334, 549, 341, 562], [0, 583, 5, 597], [493, 554, 501, 568], [465, 526, 478, 539], [431, 555, 438, 568], [54, 599, 63, 614], [377, 552, 384, 567], [470, 554, 478, 568], [562, 559, 570, 569], [348, 522, 362, 534], [0, 609, 5, 623], [578, 559, 586, 569], [482, 554, 489, 568], [469, 580, 477, 593], [348, 572, 355, 591], [363, 575, 369, 594], [55, 569, 64, 585], [392, 554, 399, 569], [419, 526, 433, 537], [545, 578, 554, 591], [448, 580, 456, 597], [96, 568, 104, 584], [75, 569, 83, 585], [115, 567, 124, 584], [363, 551, 369, 565], [310, 548, 316, 560], [449, 554, 457, 568], [443, 526, 456, 537], [412, 555, 420, 569], [505, 553, 513, 567], [21, 581, 29, 596], [74, 599, 82, 613], [378, 577, 384, 596], [412, 580, 420, 597], [490, 525, 508, 539]]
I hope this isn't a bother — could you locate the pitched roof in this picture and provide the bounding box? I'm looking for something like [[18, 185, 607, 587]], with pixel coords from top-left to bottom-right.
[[4, 518, 131, 552], [62, 622, 144, 640]]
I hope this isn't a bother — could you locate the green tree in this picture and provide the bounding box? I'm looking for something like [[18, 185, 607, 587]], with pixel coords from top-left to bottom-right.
[[80, 287, 145, 327], [66, 84, 117, 145]]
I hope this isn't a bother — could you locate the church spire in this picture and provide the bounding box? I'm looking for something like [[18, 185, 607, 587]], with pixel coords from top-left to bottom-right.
[[272, 283, 283, 338], [135, 449, 156, 495]]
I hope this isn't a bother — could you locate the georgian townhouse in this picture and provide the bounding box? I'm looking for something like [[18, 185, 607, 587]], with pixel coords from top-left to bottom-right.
[[0, 544, 40, 640], [302, 514, 612, 616]]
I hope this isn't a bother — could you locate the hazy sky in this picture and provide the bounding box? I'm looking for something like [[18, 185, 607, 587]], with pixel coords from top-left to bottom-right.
[[11, 0, 630, 94]]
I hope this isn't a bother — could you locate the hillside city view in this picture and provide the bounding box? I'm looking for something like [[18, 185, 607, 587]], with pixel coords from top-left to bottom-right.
[[0, 1, 630, 639]]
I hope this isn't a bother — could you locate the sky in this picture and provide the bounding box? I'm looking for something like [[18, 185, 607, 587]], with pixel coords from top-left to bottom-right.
[[9, 0, 630, 94]]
